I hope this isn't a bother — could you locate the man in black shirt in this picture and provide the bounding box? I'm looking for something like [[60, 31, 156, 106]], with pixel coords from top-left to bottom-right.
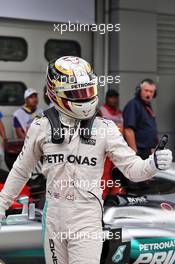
[[123, 79, 158, 159]]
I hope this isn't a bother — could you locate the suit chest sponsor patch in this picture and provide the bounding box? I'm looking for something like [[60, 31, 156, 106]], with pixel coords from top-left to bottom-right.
[[80, 137, 96, 145]]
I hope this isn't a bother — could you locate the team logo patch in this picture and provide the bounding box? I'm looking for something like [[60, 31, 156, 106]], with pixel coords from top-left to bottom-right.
[[112, 245, 126, 263], [111, 242, 130, 264], [80, 137, 96, 145]]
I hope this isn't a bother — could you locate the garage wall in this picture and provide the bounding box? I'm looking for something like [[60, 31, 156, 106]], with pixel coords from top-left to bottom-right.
[[108, 0, 175, 154]]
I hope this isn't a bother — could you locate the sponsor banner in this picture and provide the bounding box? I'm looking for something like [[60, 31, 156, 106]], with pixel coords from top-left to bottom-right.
[[43, 154, 97, 166], [131, 237, 175, 264]]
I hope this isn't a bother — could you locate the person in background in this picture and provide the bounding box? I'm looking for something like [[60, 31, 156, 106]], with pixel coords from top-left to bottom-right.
[[99, 89, 123, 133], [123, 79, 158, 160], [99, 89, 124, 199], [13, 88, 43, 139]]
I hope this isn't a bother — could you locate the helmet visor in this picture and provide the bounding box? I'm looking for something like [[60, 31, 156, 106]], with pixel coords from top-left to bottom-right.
[[55, 85, 97, 101]]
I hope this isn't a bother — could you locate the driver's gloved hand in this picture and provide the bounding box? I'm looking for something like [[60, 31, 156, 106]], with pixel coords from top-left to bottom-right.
[[150, 149, 173, 170]]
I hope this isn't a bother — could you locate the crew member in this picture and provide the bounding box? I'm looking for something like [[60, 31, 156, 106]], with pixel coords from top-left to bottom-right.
[[123, 79, 158, 159]]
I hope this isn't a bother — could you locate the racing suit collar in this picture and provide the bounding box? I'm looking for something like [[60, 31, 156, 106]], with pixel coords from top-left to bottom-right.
[[59, 111, 79, 128]]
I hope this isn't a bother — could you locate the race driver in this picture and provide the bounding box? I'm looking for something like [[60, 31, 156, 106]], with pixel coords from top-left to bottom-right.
[[0, 56, 172, 264]]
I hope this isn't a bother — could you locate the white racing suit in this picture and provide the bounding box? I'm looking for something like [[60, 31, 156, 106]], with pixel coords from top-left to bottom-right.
[[0, 115, 157, 264]]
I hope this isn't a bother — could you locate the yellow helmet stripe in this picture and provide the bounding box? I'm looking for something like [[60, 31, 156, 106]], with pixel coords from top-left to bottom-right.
[[56, 96, 67, 111], [55, 64, 73, 75], [85, 63, 91, 72], [57, 91, 68, 99]]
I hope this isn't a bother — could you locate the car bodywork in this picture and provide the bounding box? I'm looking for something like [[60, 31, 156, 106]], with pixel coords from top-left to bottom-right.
[[101, 165, 175, 263]]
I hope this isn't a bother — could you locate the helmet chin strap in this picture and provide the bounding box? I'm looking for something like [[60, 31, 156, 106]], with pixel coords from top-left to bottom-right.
[[44, 107, 97, 144]]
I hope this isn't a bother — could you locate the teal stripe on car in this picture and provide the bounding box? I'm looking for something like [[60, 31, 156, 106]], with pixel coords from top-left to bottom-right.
[[1, 248, 44, 257], [42, 201, 48, 244]]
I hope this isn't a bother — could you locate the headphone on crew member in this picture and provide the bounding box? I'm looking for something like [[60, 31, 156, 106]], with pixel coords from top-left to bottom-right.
[[135, 78, 157, 98]]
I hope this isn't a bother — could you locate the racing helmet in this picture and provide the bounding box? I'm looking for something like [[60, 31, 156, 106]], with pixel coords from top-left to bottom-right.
[[46, 56, 98, 119]]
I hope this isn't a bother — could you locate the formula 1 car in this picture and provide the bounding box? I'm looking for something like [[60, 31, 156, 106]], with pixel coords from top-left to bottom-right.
[[0, 139, 46, 213], [0, 139, 45, 264], [101, 165, 175, 264]]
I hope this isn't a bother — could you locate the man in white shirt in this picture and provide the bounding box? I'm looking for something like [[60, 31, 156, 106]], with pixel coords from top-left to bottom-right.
[[13, 88, 43, 139]]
